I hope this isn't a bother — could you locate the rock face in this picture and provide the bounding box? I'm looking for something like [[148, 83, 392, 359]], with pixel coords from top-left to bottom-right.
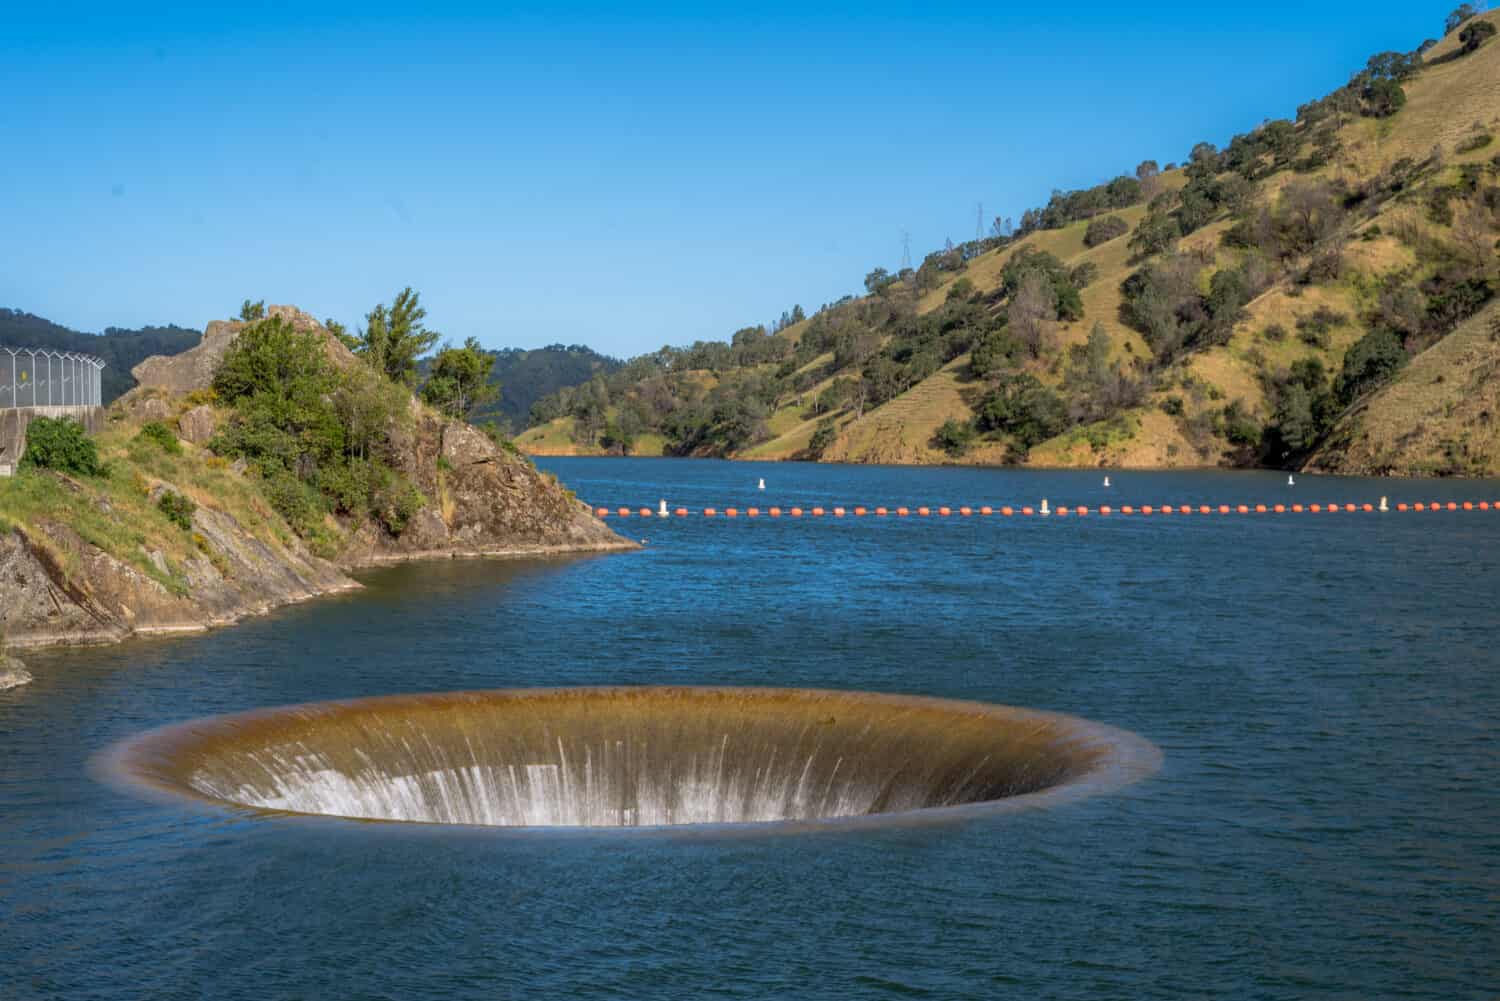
[[0, 654, 31, 690], [0, 503, 356, 648], [178, 404, 217, 444]]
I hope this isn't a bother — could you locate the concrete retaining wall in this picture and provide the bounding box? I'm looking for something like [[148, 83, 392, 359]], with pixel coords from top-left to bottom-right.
[[0, 407, 106, 476]]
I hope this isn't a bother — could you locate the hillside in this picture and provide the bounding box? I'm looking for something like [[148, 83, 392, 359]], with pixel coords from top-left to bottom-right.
[[0, 306, 630, 648], [0, 308, 200, 403], [418, 343, 621, 432], [517, 10, 1500, 476]]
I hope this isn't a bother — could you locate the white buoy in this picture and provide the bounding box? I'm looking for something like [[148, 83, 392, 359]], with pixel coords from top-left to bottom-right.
[[1288, 474, 1295, 486], [658, 499, 668, 518], [1040, 498, 1051, 516], [758, 478, 765, 490], [1379, 496, 1389, 512], [1103, 476, 1111, 487]]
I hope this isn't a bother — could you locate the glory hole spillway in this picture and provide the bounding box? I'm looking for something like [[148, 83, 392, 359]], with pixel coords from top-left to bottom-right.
[[104, 687, 1161, 830]]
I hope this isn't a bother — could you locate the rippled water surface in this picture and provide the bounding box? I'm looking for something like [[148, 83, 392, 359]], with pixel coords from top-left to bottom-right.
[[4, 460, 1500, 999]]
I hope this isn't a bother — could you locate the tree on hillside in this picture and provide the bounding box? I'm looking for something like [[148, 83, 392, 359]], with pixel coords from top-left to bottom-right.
[[358, 287, 440, 386], [239, 299, 266, 321], [1446, 3, 1481, 34], [1459, 18, 1496, 52], [1008, 272, 1057, 360], [421, 337, 499, 421], [324, 317, 359, 351]]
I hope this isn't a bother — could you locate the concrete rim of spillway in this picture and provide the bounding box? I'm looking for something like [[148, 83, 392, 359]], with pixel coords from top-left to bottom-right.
[[98, 686, 1162, 835]]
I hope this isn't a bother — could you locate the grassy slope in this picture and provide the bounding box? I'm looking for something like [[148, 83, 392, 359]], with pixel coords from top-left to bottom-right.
[[1305, 300, 1500, 475], [0, 422, 305, 595]]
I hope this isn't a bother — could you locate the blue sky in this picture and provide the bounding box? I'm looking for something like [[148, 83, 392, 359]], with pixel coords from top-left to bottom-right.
[[0, 2, 1456, 357]]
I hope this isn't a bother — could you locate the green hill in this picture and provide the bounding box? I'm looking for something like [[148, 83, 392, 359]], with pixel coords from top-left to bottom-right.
[[519, 10, 1500, 476], [0, 309, 200, 403]]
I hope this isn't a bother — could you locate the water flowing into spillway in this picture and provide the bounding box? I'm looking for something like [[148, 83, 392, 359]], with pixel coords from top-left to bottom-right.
[[106, 687, 1159, 829]]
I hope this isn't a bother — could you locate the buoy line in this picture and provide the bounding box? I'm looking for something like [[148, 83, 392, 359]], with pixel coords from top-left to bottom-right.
[[593, 498, 1497, 518]]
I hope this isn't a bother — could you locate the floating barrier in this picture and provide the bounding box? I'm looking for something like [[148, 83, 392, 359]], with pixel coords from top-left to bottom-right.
[[592, 500, 1499, 520]]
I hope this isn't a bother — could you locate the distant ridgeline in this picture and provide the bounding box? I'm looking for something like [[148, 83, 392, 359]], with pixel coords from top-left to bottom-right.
[[416, 343, 621, 433], [0, 309, 199, 404], [516, 8, 1500, 476]]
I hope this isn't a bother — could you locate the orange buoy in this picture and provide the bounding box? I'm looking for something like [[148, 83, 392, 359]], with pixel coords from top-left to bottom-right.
[[918, 506, 931, 516], [1463, 501, 1474, 511], [811, 507, 825, 517], [704, 507, 717, 517], [1398, 503, 1409, 511], [1414, 502, 1425, 511], [1343, 503, 1355, 512], [1237, 505, 1249, 514], [1056, 506, 1069, 517], [790, 507, 803, 517], [1161, 505, 1174, 515], [1219, 505, 1231, 514], [1141, 505, 1154, 515], [1021, 506, 1034, 516], [639, 507, 652, 517], [596, 507, 609, 517], [833, 507, 846, 517], [897, 507, 910, 517], [1446, 502, 1458, 511], [617, 507, 631, 517], [979, 506, 993, 515], [874, 506, 887, 516], [960, 506, 972, 516], [1292, 504, 1304, 512], [675, 507, 689, 517], [1121, 505, 1133, 514], [726, 508, 739, 518], [1361, 503, 1372, 512], [1001, 506, 1014, 516], [1100, 505, 1111, 515], [1201, 505, 1213, 514], [769, 507, 781, 517], [854, 506, 867, 516], [1255, 504, 1266, 513], [746, 507, 759, 517], [1480, 501, 1491, 511], [1273, 504, 1286, 513], [938, 506, 951, 516]]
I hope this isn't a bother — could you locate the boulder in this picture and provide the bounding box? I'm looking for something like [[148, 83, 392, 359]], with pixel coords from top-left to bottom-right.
[[178, 405, 217, 445], [0, 654, 32, 691]]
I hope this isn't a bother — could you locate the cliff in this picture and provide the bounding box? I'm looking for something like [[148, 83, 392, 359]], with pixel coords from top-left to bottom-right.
[[0, 306, 632, 649]]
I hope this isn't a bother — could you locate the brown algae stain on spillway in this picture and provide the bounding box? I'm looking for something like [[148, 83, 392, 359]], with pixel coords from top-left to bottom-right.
[[103, 687, 1161, 831]]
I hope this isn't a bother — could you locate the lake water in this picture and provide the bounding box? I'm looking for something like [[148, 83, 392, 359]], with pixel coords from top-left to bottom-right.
[[4, 459, 1499, 999]]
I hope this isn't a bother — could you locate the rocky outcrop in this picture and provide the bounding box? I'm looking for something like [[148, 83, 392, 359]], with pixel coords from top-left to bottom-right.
[[0, 654, 31, 690], [1, 305, 631, 649]]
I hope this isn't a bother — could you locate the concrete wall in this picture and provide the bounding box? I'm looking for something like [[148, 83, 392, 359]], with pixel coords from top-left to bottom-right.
[[0, 407, 106, 476]]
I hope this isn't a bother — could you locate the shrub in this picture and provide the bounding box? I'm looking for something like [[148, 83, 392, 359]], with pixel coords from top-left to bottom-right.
[[1083, 215, 1130, 247], [137, 421, 182, 455], [1262, 323, 1288, 342], [1458, 19, 1496, 54], [932, 419, 975, 458], [1295, 307, 1347, 347], [20, 417, 103, 476], [1335, 328, 1406, 404], [1160, 396, 1185, 416], [1455, 132, 1494, 154], [156, 490, 196, 531], [973, 374, 1070, 447]]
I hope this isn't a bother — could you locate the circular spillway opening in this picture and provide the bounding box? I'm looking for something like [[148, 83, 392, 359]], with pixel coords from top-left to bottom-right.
[[104, 687, 1159, 830]]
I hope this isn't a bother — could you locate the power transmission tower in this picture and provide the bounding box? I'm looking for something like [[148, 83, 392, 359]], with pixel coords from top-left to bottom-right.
[[901, 231, 911, 270]]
